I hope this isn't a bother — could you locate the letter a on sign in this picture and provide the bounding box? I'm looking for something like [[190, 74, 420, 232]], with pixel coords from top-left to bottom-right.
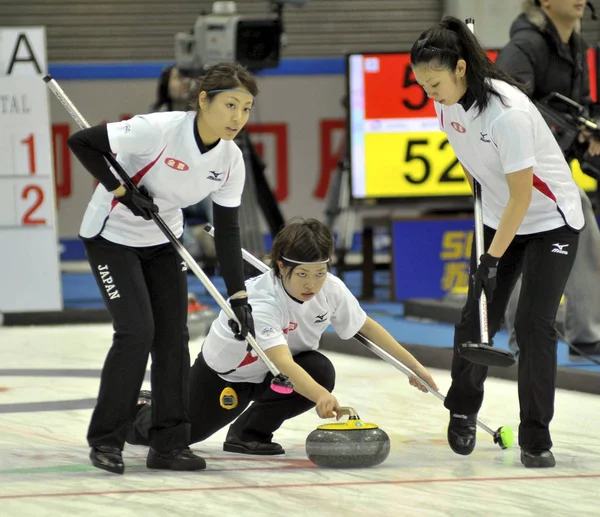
[[1, 28, 46, 76]]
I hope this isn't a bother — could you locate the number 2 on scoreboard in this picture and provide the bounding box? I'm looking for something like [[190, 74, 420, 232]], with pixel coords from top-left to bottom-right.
[[21, 185, 46, 225], [403, 137, 463, 185]]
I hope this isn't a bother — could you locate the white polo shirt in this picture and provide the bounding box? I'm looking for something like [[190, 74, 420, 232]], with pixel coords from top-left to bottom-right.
[[79, 111, 245, 246], [435, 79, 584, 234], [202, 271, 368, 384]]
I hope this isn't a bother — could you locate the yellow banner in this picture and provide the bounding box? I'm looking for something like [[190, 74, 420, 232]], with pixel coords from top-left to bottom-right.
[[364, 131, 597, 197]]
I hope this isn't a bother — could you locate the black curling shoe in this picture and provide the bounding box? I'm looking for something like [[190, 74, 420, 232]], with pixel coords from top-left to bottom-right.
[[223, 430, 285, 456], [521, 449, 556, 468], [146, 447, 206, 471], [90, 446, 124, 475], [447, 413, 477, 455]]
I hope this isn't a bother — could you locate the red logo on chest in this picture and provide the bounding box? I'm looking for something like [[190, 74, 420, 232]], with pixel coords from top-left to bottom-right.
[[283, 322, 298, 335], [165, 158, 189, 171], [451, 122, 466, 133]]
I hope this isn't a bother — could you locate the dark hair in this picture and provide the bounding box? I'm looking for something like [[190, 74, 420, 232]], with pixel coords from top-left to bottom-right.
[[269, 218, 334, 279], [151, 65, 174, 111], [188, 61, 259, 110], [410, 16, 528, 115]]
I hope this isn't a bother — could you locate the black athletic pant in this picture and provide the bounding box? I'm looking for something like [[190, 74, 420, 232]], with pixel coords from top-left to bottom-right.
[[444, 225, 579, 450], [130, 350, 336, 446], [84, 236, 190, 452]]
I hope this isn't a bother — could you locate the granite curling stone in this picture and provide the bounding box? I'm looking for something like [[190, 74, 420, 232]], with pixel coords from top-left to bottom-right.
[[305, 407, 390, 468]]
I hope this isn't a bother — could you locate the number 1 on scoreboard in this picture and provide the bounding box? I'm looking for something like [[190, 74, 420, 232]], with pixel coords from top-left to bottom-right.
[[0, 133, 37, 177], [20, 133, 36, 175]]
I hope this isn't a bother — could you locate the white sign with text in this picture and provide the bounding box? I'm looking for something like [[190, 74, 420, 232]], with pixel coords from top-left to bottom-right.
[[0, 27, 62, 312]]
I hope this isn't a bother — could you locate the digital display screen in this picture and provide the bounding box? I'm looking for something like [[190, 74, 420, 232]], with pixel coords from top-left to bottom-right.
[[347, 51, 597, 201]]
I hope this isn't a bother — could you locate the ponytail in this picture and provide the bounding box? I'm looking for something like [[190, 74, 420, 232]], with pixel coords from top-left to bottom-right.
[[410, 16, 528, 115]]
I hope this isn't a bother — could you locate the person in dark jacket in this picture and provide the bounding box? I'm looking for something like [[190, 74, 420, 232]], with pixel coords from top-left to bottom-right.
[[496, 0, 600, 356]]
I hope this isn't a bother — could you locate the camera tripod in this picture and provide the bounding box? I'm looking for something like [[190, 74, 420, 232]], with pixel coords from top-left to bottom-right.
[[324, 106, 357, 282], [235, 128, 285, 259]]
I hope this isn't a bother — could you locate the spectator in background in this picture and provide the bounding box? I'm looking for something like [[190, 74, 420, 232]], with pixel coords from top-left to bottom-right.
[[151, 65, 195, 112], [496, 0, 600, 356]]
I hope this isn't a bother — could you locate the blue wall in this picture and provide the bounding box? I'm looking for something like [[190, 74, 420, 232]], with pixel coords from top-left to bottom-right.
[[48, 58, 345, 80]]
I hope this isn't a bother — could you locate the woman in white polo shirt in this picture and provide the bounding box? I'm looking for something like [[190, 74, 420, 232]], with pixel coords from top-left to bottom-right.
[[127, 218, 439, 456], [67, 62, 257, 474], [410, 16, 584, 468]]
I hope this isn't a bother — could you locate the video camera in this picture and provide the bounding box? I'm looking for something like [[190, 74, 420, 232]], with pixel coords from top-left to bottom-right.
[[534, 92, 600, 180], [174, 0, 309, 76]]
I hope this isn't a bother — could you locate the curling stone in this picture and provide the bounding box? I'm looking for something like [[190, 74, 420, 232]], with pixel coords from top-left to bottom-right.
[[188, 293, 217, 340], [305, 407, 390, 468]]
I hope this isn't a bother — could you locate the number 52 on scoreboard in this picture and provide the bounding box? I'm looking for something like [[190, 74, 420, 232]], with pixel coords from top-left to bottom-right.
[[364, 131, 470, 197], [362, 129, 596, 198]]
